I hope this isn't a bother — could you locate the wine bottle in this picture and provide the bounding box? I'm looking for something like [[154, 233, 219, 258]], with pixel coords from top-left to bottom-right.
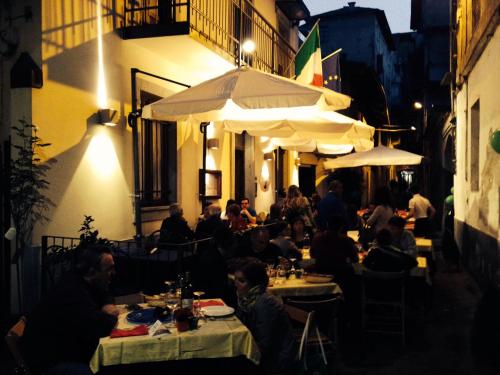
[[181, 271, 194, 311]]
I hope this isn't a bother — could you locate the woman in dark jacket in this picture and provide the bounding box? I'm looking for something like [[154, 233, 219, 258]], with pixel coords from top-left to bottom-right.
[[234, 258, 295, 373]]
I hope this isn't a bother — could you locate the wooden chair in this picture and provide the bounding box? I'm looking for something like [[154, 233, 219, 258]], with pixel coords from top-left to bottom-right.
[[361, 269, 406, 346], [5, 316, 31, 375]]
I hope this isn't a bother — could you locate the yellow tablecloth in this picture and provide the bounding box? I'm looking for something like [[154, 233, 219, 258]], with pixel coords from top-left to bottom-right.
[[90, 302, 260, 373], [267, 277, 342, 297]]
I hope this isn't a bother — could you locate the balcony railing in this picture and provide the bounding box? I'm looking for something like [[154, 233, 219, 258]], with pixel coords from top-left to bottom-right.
[[120, 0, 296, 77]]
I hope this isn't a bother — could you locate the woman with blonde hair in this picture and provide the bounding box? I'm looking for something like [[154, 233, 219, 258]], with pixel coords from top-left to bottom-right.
[[283, 185, 315, 229]]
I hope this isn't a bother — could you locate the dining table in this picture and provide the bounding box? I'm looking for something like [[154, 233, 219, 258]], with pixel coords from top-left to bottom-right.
[[90, 299, 260, 373], [267, 276, 343, 298]]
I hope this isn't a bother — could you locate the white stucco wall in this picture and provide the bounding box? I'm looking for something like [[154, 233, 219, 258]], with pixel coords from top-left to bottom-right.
[[454, 24, 500, 240]]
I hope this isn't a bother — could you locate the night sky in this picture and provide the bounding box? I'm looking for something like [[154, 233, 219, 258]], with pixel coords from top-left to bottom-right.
[[303, 0, 412, 34]]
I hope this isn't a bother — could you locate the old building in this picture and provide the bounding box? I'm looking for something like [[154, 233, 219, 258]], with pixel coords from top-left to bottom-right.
[[451, 0, 500, 286]]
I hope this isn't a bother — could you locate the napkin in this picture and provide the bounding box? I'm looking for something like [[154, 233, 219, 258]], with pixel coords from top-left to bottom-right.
[[110, 324, 149, 338], [193, 300, 225, 308]]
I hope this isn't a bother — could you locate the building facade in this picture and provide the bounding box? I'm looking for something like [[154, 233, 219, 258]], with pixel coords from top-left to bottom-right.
[[0, 0, 307, 245], [452, 0, 500, 286]]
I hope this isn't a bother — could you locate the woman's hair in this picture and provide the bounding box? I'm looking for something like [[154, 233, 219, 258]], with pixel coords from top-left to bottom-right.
[[290, 216, 306, 239], [286, 185, 302, 200], [373, 186, 393, 207], [235, 258, 269, 287], [225, 199, 236, 210], [227, 203, 241, 217]]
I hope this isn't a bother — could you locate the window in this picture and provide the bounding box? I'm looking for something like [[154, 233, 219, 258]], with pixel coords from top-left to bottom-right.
[[140, 91, 177, 206], [470, 99, 480, 191]]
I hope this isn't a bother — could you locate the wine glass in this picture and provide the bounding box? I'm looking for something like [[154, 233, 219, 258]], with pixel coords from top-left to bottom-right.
[[193, 291, 205, 317], [164, 281, 178, 326]]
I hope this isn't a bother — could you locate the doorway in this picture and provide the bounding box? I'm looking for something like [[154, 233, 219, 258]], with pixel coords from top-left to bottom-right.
[[298, 165, 316, 198]]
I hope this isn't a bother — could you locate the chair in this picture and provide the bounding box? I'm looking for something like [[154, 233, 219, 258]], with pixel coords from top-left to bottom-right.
[[284, 305, 330, 374], [361, 269, 406, 346], [5, 316, 31, 375], [285, 296, 342, 348]]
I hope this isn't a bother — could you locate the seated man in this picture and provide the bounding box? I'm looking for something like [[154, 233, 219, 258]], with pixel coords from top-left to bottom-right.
[[235, 227, 283, 265], [387, 216, 417, 257], [195, 204, 224, 240], [363, 229, 418, 272], [240, 197, 257, 225], [21, 245, 118, 375], [159, 203, 195, 245]]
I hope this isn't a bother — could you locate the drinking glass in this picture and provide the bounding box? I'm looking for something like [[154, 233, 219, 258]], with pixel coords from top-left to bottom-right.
[[193, 291, 205, 317], [164, 281, 178, 326]]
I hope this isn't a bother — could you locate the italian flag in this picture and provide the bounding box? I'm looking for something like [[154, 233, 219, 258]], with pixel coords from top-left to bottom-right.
[[295, 23, 323, 87]]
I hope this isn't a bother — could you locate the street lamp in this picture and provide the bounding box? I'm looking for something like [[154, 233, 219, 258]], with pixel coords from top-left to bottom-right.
[[239, 39, 255, 67]]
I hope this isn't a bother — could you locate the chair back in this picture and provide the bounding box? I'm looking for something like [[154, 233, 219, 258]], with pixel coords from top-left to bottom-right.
[[286, 296, 342, 339], [5, 316, 31, 374], [361, 268, 406, 346]]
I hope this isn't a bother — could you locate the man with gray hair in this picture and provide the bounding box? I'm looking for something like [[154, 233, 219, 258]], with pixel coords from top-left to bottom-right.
[[195, 204, 224, 240], [159, 203, 194, 244]]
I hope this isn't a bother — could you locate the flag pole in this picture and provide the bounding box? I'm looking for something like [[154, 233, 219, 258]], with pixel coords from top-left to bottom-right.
[[322, 48, 342, 62], [287, 18, 321, 78]]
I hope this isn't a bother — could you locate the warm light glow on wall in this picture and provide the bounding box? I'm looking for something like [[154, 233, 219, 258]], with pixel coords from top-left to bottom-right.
[[206, 154, 216, 170], [87, 131, 119, 178], [96, 0, 108, 109]]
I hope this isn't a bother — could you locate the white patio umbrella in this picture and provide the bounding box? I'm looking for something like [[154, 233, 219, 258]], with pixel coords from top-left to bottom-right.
[[142, 67, 374, 150], [323, 145, 423, 169], [141, 66, 352, 124]]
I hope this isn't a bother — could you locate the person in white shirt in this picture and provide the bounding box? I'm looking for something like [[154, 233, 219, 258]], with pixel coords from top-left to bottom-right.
[[407, 185, 436, 238]]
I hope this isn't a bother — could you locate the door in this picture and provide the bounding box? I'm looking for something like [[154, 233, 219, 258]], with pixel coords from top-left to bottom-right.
[[299, 165, 316, 198]]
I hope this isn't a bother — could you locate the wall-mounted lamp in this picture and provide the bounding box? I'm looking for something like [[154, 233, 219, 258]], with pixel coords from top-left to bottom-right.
[[295, 157, 301, 166], [97, 108, 118, 127], [263, 152, 274, 161], [413, 101, 423, 110], [207, 138, 219, 150], [242, 39, 256, 54]]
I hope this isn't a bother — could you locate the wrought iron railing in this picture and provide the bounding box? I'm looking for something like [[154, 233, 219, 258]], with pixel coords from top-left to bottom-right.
[[120, 0, 296, 77]]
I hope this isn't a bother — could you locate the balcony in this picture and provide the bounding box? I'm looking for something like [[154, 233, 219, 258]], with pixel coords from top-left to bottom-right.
[[119, 0, 296, 77]]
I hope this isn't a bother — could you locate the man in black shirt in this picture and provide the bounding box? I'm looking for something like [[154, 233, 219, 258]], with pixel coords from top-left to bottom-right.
[[21, 245, 118, 375]]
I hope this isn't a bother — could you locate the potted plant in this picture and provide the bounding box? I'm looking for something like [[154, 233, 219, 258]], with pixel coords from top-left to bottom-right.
[[9, 120, 56, 310]]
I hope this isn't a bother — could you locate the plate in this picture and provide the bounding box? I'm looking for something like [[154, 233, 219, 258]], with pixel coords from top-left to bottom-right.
[[304, 274, 334, 283], [201, 305, 235, 317], [126, 307, 172, 325]]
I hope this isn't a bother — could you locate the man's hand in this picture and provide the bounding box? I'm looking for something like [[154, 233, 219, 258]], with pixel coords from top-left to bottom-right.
[[102, 304, 120, 317]]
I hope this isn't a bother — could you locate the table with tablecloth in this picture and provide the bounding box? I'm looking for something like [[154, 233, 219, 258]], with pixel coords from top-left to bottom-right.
[[90, 301, 260, 373], [267, 277, 343, 298]]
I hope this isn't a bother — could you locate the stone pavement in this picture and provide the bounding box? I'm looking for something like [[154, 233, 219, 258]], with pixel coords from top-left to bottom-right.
[[336, 258, 482, 375]]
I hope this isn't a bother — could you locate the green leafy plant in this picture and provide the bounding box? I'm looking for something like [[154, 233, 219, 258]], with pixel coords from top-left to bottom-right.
[[10, 119, 56, 261], [76, 215, 115, 250]]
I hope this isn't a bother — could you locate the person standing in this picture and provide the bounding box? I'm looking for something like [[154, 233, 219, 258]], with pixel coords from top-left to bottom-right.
[[21, 245, 118, 375], [316, 180, 346, 230], [407, 185, 436, 238], [365, 186, 394, 234]]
